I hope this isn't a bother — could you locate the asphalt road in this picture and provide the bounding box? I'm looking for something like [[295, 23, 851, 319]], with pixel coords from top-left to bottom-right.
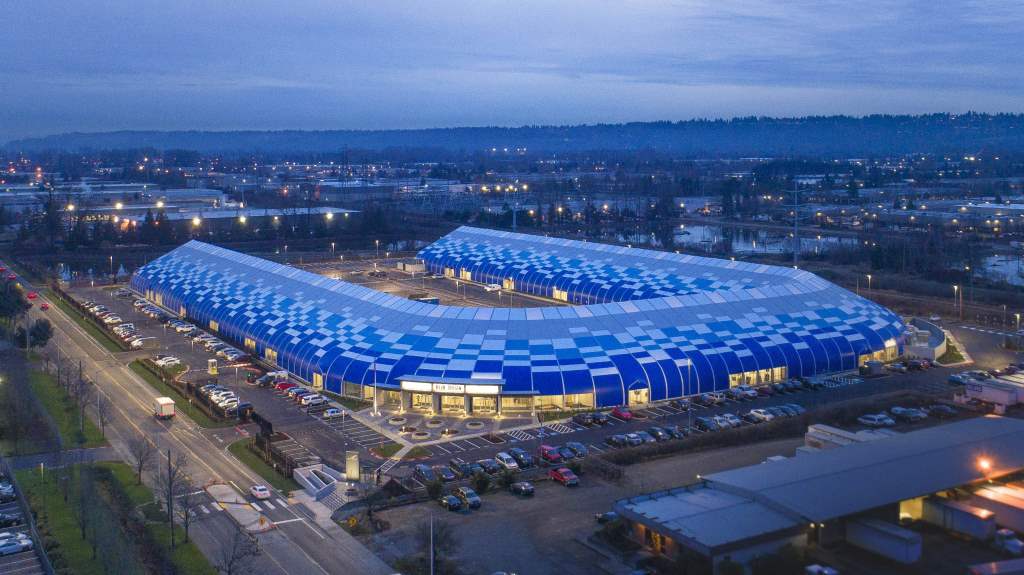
[[4, 264, 393, 575]]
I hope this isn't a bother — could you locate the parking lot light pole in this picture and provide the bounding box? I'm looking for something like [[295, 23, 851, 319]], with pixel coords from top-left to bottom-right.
[[371, 360, 380, 417]]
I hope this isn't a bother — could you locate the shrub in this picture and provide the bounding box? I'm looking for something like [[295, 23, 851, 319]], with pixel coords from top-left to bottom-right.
[[425, 479, 445, 500], [471, 471, 491, 494]]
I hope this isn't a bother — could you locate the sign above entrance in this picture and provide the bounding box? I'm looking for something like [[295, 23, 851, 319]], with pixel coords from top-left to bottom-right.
[[400, 380, 501, 395]]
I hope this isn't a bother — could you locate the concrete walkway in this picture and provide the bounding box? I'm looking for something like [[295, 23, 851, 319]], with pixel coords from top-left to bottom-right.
[[7, 446, 119, 470]]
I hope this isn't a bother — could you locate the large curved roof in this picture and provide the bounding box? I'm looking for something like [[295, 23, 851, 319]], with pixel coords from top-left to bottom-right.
[[131, 227, 905, 407]]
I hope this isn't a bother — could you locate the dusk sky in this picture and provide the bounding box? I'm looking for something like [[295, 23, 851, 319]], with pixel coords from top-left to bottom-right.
[[3, 0, 1023, 142]]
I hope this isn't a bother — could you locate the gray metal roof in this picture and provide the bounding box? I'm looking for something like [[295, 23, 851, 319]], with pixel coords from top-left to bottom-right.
[[614, 485, 800, 554], [706, 416, 1024, 522]]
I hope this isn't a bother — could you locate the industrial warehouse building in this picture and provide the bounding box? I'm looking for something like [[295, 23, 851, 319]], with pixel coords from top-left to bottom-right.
[[613, 416, 1024, 573], [130, 226, 904, 411]]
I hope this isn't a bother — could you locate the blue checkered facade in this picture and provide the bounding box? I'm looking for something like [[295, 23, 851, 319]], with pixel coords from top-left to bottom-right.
[[131, 227, 905, 407]]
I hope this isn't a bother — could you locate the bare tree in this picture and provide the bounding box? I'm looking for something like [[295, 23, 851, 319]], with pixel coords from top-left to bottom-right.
[[94, 393, 111, 438], [126, 435, 156, 485], [174, 477, 202, 543], [156, 451, 189, 549], [215, 527, 261, 575], [67, 377, 93, 443]]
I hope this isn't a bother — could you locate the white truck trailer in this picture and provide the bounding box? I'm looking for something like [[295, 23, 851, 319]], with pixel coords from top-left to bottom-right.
[[846, 518, 921, 564], [921, 497, 997, 540], [154, 396, 175, 420]]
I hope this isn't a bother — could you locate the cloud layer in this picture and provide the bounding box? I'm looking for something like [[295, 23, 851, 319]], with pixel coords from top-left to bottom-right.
[[3, 0, 1023, 140]]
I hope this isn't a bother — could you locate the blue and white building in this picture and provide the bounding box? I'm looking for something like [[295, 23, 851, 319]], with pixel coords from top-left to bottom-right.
[[131, 226, 904, 414]]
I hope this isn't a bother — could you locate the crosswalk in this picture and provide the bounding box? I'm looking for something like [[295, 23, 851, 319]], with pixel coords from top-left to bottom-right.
[[507, 429, 533, 442], [961, 325, 1015, 337]]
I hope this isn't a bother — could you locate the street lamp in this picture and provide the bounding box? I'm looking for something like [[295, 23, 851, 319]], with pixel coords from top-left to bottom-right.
[[375, 239, 380, 259], [109, 255, 113, 276], [866, 274, 872, 294], [978, 457, 993, 477], [1016, 313, 1021, 331], [331, 242, 335, 254]]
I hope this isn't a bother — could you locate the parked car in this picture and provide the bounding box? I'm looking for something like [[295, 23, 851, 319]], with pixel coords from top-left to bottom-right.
[[250, 485, 272, 500], [484, 284, 501, 292], [0, 513, 22, 528], [748, 408, 775, 422], [604, 434, 629, 448], [756, 385, 776, 397], [634, 430, 657, 444], [610, 406, 634, 421], [783, 403, 806, 415], [414, 464, 436, 483], [538, 445, 563, 464], [595, 511, 619, 524], [556, 445, 576, 461], [433, 465, 457, 483], [572, 412, 595, 426], [275, 382, 297, 392], [590, 412, 610, 425], [322, 408, 343, 419], [665, 425, 689, 439], [509, 482, 535, 496], [565, 441, 589, 458], [887, 362, 908, 373], [721, 413, 743, 427], [858, 413, 896, 427], [454, 487, 481, 509], [646, 427, 670, 441], [549, 467, 579, 486], [508, 447, 534, 468], [694, 417, 719, 432], [448, 459, 472, 478], [670, 398, 691, 411], [299, 393, 324, 406], [0, 538, 32, 556], [624, 432, 644, 446], [438, 495, 462, 511], [494, 452, 519, 471], [694, 393, 717, 406], [890, 406, 927, 422], [925, 404, 957, 418], [476, 459, 501, 475]]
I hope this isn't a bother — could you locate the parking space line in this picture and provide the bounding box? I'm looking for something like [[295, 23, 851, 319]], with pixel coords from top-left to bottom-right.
[[433, 443, 452, 454], [250, 501, 262, 510], [201, 505, 211, 514]]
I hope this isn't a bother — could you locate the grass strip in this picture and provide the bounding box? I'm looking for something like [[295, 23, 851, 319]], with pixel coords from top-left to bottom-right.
[[15, 466, 116, 575], [128, 360, 233, 429], [29, 370, 106, 448], [227, 438, 301, 492], [939, 342, 965, 364]]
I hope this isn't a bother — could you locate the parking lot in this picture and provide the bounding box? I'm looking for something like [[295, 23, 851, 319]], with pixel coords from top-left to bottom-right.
[[0, 477, 45, 575], [64, 283, 1007, 491], [360, 436, 805, 575], [66, 285, 393, 465]]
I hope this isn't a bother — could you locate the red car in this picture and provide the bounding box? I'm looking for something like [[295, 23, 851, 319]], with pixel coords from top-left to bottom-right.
[[275, 382, 297, 392], [0, 266, 6, 272], [611, 406, 634, 421], [549, 467, 579, 486], [26, 292, 38, 300], [538, 444, 562, 464], [5, 274, 15, 281], [40, 303, 50, 311]]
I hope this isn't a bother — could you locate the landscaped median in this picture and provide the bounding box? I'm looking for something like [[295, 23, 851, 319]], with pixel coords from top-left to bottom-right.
[[129, 359, 233, 428], [29, 369, 106, 448], [15, 461, 215, 575], [227, 438, 301, 492]]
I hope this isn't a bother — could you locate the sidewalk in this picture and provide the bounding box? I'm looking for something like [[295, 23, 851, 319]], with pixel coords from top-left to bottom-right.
[[7, 446, 119, 470]]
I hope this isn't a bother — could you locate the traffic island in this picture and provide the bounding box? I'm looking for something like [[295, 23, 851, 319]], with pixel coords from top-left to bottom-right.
[[205, 483, 275, 533]]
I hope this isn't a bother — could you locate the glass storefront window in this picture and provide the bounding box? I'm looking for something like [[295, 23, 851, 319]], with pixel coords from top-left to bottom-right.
[[472, 396, 497, 413], [412, 393, 432, 410], [441, 395, 465, 413], [501, 397, 534, 412]]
